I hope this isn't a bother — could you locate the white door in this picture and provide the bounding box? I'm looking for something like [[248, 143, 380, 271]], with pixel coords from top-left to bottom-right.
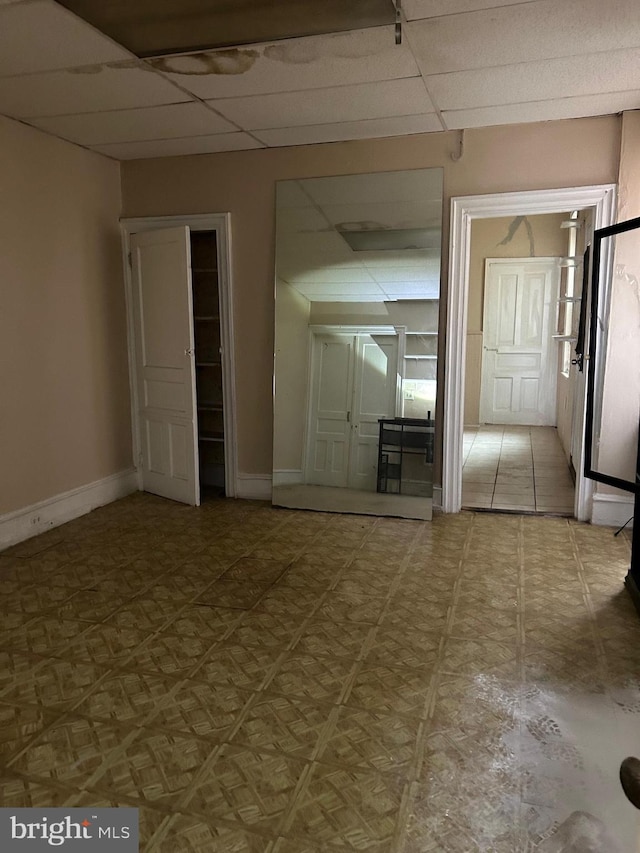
[[130, 227, 200, 505], [305, 334, 354, 487], [480, 259, 559, 426], [306, 332, 398, 490], [349, 335, 399, 490]]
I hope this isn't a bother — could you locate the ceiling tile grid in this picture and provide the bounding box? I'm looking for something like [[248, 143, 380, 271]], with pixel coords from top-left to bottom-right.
[[0, 0, 638, 158], [145, 27, 421, 99], [0, 0, 132, 76], [29, 102, 237, 146]]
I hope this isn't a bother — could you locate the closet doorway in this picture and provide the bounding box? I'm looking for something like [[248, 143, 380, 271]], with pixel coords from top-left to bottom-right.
[[122, 214, 237, 505]]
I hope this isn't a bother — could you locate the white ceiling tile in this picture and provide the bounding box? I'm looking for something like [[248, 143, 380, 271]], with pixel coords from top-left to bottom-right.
[[91, 132, 264, 160], [382, 282, 438, 296], [276, 205, 331, 235], [354, 250, 435, 268], [300, 170, 443, 206], [275, 232, 355, 280], [29, 102, 235, 145], [409, 0, 640, 75], [0, 0, 131, 77], [294, 282, 387, 302], [275, 181, 314, 209], [371, 262, 441, 283], [149, 27, 419, 99], [427, 48, 640, 111], [318, 200, 442, 230], [285, 267, 376, 285], [443, 90, 640, 129], [404, 0, 540, 19], [209, 78, 432, 130], [254, 113, 443, 146], [0, 63, 191, 118]]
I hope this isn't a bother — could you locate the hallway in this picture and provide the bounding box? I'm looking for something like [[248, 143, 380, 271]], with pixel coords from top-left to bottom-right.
[[462, 426, 575, 515]]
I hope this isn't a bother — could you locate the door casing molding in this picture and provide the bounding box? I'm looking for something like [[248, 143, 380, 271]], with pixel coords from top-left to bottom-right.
[[443, 184, 617, 519], [120, 213, 238, 499]]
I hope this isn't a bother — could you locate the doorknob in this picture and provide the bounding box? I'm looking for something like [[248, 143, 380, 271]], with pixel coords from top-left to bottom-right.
[[184, 348, 194, 356]]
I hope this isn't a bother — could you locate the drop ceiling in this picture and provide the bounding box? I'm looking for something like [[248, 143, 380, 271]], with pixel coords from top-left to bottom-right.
[[0, 0, 639, 160]]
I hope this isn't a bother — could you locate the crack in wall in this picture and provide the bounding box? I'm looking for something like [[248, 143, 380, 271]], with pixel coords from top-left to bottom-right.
[[497, 215, 536, 256]]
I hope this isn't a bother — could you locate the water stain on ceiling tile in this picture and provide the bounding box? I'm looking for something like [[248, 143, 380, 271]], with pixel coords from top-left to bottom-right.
[[55, 0, 396, 58], [149, 50, 259, 76]]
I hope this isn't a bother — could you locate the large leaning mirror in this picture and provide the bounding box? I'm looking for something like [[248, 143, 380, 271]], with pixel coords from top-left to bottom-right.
[[272, 168, 443, 521]]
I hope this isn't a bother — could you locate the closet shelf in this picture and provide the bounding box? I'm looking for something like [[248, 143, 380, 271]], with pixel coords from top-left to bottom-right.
[[199, 433, 224, 442], [198, 404, 223, 412], [196, 361, 221, 367], [194, 315, 220, 321]]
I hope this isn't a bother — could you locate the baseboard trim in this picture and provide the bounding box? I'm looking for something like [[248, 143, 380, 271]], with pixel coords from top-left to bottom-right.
[[272, 470, 303, 487], [235, 474, 273, 501], [433, 485, 442, 510], [0, 469, 138, 550], [591, 492, 634, 528]]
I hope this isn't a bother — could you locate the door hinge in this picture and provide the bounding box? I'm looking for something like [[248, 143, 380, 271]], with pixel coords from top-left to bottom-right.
[[127, 252, 132, 267]]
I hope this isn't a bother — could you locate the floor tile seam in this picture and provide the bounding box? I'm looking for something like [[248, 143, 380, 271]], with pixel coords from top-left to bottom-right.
[[565, 518, 609, 659], [58, 618, 205, 673], [0, 651, 119, 704], [143, 814, 278, 853], [332, 674, 432, 725], [0, 618, 102, 658], [175, 743, 313, 836], [0, 769, 98, 806], [135, 815, 176, 853], [9, 719, 143, 794], [300, 704, 342, 764], [389, 771, 420, 852], [227, 622, 314, 656], [366, 536, 452, 646], [109, 739, 227, 817], [1, 705, 72, 769], [335, 516, 386, 574], [442, 515, 478, 638]]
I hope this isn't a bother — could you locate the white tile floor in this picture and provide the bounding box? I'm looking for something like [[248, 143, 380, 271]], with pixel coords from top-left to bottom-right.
[[462, 425, 575, 514]]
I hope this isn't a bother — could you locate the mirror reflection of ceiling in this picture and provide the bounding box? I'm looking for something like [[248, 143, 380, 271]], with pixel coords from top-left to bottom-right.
[[276, 169, 443, 302]]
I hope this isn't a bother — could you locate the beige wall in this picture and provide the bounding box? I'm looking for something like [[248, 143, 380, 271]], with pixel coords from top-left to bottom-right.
[[273, 280, 310, 474], [597, 110, 640, 496], [120, 115, 621, 482], [0, 116, 132, 515], [464, 213, 569, 425]]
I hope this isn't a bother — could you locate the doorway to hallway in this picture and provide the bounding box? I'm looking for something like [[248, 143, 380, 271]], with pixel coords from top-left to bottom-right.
[[462, 425, 574, 514]]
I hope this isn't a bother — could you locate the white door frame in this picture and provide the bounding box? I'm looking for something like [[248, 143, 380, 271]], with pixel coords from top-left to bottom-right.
[[121, 213, 238, 498], [443, 184, 617, 520]]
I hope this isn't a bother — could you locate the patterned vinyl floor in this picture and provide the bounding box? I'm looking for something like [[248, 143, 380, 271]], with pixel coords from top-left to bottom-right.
[[0, 493, 636, 851]]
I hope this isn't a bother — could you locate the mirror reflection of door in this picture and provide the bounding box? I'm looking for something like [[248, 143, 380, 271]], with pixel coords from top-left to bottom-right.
[[272, 168, 443, 521], [306, 332, 399, 491]]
